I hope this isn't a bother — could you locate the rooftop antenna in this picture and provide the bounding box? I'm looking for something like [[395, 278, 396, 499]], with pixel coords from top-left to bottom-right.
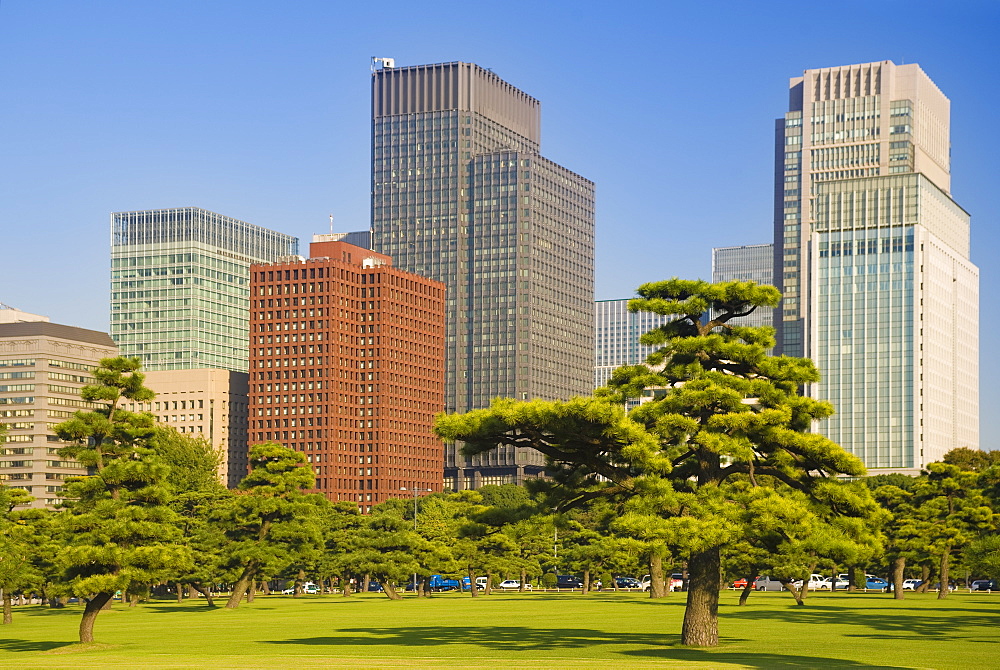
[[371, 57, 395, 72], [329, 214, 334, 234]]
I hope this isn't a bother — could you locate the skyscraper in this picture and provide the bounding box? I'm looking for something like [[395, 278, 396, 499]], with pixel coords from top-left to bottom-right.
[[371, 61, 595, 488], [711, 243, 774, 329], [248, 238, 445, 511], [774, 61, 978, 473], [111, 207, 299, 372], [594, 299, 672, 390]]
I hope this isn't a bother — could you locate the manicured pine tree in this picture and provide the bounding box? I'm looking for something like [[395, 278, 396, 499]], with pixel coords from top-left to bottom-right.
[[212, 441, 325, 609], [54, 357, 192, 643]]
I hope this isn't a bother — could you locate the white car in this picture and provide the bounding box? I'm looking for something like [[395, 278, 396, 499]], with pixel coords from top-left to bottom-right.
[[902, 579, 922, 591], [282, 582, 319, 595], [795, 574, 832, 591], [497, 580, 532, 590]]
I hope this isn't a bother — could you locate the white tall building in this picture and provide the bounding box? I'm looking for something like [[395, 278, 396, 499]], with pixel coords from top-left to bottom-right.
[[594, 299, 672, 390], [774, 61, 978, 474]]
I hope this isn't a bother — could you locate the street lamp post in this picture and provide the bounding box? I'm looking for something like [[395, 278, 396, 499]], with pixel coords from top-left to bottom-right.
[[401, 486, 433, 595]]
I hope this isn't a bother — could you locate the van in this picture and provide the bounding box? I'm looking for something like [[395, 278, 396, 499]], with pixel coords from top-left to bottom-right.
[[475, 576, 489, 589], [753, 576, 784, 591]]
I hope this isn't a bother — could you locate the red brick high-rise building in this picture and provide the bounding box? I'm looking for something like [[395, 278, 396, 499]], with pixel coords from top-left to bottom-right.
[[249, 237, 445, 511]]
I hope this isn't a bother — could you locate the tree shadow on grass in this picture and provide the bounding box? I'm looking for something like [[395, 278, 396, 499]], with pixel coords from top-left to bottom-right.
[[0, 638, 73, 653], [261, 625, 906, 668]]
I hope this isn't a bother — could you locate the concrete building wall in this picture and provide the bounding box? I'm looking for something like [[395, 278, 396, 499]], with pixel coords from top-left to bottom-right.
[[0, 320, 117, 508], [123, 368, 250, 488]]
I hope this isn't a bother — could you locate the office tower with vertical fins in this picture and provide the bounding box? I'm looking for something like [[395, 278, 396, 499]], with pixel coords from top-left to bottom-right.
[[712, 243, 775, 329], [774, 61, 978, 473], [371, 61, 595, 488], [111, 207, 299, 372]]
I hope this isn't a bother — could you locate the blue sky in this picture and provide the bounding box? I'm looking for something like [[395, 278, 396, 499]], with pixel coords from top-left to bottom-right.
[[2, 0, 998, 443]]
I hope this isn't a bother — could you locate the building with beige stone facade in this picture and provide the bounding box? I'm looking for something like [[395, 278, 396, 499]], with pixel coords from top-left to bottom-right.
[[123, 369, 250, 488], [774, 61, 978, 474], [0, 309, 118, 508]]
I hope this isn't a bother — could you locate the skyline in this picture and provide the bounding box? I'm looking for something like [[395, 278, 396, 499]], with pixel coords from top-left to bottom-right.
[[2, 1, 997, 445]]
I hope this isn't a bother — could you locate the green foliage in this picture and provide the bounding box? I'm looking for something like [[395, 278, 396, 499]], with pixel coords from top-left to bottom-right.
[[149, 428, 224, 494], [965, 535, 1000, 579], [942, 447, 1000, 473]]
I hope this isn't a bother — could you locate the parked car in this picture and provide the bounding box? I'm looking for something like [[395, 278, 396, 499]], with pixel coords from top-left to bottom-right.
[[367, 581, 384, 592], [792, 574, 832, 591], [864, 576, 889, 592], [754, 576, 784, 592], [669, 573, 684, 592], [732, 578, 749, 589], [281, 582, 319, 595], [902, 579, 922, 591], [615, 577, 641, 589], [556, 575, 583, 589], [498, 580, 532, 590], [972, 579, 997, 591], [932, 582, 957, 592]]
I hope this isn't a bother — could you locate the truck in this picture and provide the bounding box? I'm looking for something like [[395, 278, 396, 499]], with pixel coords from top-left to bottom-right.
[[427, 575, 463, 592]]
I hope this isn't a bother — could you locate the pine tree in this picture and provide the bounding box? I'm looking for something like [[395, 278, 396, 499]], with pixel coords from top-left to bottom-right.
[[54, 357, 191, 643]]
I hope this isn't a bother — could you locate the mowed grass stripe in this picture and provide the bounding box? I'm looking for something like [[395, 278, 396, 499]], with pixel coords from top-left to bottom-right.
[[0, 590, 997, 669]]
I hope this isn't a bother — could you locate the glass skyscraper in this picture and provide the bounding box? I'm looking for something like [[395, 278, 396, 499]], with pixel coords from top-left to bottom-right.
[[711, 243, 775, 329], [774, 61, 978, 473], [594, 299, 672, 390], [371, 61, 595, 488], [111, 207, 299, 372]]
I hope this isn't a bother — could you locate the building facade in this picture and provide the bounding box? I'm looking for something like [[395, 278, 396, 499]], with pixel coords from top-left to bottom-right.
[[248, 238, 445, 511], [0, 311, 118, 508], [773, 61, 978, 473], [711, 243, 775, 329], [122, 369, 250, 488], [110, 207, 299, 372], [594, 299, 672, 390], [370, 61, 595, 489]]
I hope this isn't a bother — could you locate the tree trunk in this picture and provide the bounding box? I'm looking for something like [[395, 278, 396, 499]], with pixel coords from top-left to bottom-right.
[[341, 574, 352, 597], [261, 580, 271, 596], [582, 569, 590, 595], [917, 564, 931, 593], [247, 581, 256, 603], [846, 565, 857, 592], [421, 577, 432, 598], [175, 582, 184, 604], [79, 592, 113, 643], [381, 580, 402, 600], [129, 592, 139, 607], [294, 569, 306, 597], [649, 554, 666, 599], [784, 579, 805, 606], [938, 550, 950, 600], [484, 572, 493, 596], [361, 574, 371, 595], [520, 567, 527, 593], [468, 570, 477, 598], [738, 571, 755, 606], [891, 556, 906, 600], [226, 563, 257, 609], [681, 547, 720, 647], [191, 583, 216, 607], [2, 591, 12, 624]]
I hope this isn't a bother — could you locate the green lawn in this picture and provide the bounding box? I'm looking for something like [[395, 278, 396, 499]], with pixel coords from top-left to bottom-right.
[[0, 590, 996, 668]]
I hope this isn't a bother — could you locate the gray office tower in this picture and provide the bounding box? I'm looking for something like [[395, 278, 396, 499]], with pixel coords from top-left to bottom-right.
[[371, 61, 595, 489], [774, 61, 978, 473], [711, 244, 774, 329]]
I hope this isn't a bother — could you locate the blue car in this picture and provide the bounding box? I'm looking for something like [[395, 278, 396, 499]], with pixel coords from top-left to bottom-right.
[[864, 577, 888, 591]]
